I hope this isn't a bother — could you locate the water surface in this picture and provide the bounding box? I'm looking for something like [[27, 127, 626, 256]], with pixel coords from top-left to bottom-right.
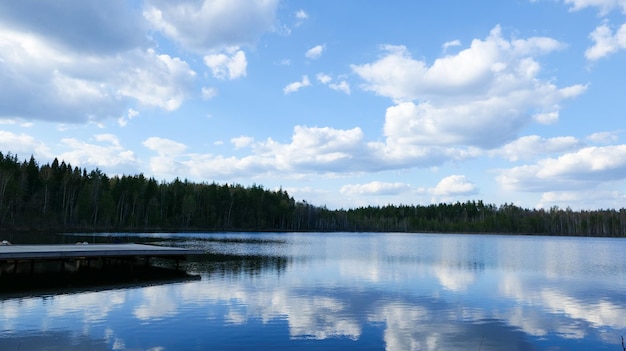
[[2, 232, 626, 350]]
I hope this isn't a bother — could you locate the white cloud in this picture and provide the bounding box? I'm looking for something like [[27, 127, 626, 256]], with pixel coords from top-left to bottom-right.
[[204, 47, 248, 80], [316, 73, 351, 94], [329, 81, 351, 95], [353, 26, 566, 101], [381, 100, 522, 150], [0, 130, 51, 159], [316, 73, 332, 84], [0, 2, 147, 55], [201, 87, 218, 100], [497, 145, 626, 192], [143, 137, 189, 177], [58, 134, 137, 171], [442, 39, 461, 51], [585, 21, 626, 60], [430, 175, 478, 196], [256, 126, 367, 172], [143, 137, 187, 156], [141, 125, 479, 185], [340, 175, 479, 203], [492, 135, 584, 162], [295, 10, 308, 19], [533, 111, 560, 124], [231, 136, 254, 149], [0, 24, 196, 122], [117, 49, 196, 111], [353, 26, 584, 151], [143, 0, 279, 52], [587, 131, 621, 144], [562, 0, 626, 14], [291, 9, 309, 30], [537, 190, 626, 209], [341, 182, 413, 196], [143, 125, 368, 180], [118, 108, 140, 127], [283, 75, 311, 94], [0, 3, 198, 124], [305, 45, 325, 60]]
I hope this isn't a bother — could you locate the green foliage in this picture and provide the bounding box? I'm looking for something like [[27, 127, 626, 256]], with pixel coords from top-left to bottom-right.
[[1, 152, 626, 236], [0, 153, 297, 232]]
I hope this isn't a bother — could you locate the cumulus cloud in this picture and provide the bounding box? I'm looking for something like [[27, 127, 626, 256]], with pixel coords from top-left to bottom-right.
[[381, 100, 526, 149], [295, 10, 308, 19], [537, 189, 626, 210], [559, 1, 626, 61], [0, 22, 195, 122], [17, 22, 586, 193], [58, 134, 137, 172], [256, 126, 368, 172], [585, 21, 626, 60], [141, 125, 479, 183], [537, 190, 620, 208], [231, 136, 254, 149], [341, 182, 413, 196], [143, 0, 279, 52], [561, 0, 626, 14], [0, 1, 148, 54], [143, 137, 187, 158], [204, 47, 248, 79], [292, 9, 309, 29], [0, 1, 278, 123], [116, 49, 196, 111], [353, 25, 585, 151], [117, 108, 140, 127], [316, 73, 332, 84], [329, 81, 351, 95], [352, 27, 567, 102], [316, 73, 351, 94], [339, 178, 484, 205], [442, 39, 461, 51], [201, 87, 218, 100], [142, 125, 366, 180], [305, 45, 325, 60], [587, 131, 621, 144], [0, 130, 51, 159], [430, 175, 478, 196], [497, 145, 626, 192], [283, 75, 311, 94], [143, 137, 189, 177], [492, 135, 584, 161]]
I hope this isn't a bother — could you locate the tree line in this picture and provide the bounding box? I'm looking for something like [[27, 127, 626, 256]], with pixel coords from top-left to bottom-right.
[[1, 152, 626, 237]]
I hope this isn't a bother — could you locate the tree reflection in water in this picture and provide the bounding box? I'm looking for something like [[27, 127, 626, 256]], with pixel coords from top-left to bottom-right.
[[186, 252, 290, 278]]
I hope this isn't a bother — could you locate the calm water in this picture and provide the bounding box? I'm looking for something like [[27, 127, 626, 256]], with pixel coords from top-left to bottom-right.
[[2, 232, 626, 350]]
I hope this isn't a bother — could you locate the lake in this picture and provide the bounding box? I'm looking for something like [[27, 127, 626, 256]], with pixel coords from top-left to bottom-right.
[[1, 232, 626, 350]]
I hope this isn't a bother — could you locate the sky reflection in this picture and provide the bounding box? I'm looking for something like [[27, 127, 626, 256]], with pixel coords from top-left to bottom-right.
[[1, 233, 626, 350]]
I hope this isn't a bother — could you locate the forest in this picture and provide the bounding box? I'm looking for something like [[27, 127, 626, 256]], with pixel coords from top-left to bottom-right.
[[1, 152, 626, 237]]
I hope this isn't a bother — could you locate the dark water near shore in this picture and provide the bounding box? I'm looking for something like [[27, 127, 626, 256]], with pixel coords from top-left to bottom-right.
[[2, 232, 626, 350]]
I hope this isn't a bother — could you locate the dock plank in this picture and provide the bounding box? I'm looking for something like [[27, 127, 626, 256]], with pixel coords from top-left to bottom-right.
[[0, 243, 204, 260]]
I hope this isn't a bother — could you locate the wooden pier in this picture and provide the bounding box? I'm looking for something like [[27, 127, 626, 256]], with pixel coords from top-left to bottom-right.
[[0, 243, 205, 281], [0, 243, 204, 261]]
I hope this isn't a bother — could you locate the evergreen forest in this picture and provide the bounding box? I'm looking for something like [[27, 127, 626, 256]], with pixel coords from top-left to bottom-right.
[[1, 152, 626, 237]]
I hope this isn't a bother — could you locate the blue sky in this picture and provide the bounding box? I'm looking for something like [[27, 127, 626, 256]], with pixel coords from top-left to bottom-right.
[[0, 0, 625, 210]]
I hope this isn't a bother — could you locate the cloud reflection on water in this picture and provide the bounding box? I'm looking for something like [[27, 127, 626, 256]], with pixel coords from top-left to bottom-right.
[[1, 233, 626, 350]]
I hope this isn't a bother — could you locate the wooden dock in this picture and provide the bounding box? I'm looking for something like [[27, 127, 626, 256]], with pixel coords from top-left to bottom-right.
[[0, 243, 204, 260], [0, 243, 205, 294], [0, 243, 205, 277]]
